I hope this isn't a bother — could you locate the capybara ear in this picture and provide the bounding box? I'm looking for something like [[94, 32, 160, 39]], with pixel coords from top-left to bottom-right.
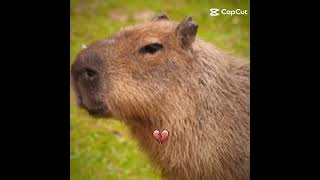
[[175, 16, 198, 49], [151, 12, 169, 21]]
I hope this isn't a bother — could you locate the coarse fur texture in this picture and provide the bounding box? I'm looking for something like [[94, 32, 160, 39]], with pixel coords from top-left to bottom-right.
[[71, 14, 250, 180]]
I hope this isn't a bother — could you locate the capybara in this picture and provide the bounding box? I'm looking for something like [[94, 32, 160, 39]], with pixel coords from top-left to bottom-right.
[[71, 13, 250, 180]]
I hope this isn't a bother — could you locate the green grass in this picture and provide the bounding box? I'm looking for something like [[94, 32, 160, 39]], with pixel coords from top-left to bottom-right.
[[70, 104, 161, 179], [70, 0, 249, 179]]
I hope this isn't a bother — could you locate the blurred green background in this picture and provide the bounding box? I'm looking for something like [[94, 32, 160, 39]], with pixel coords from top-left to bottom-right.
[[70, 0, 250, 179]]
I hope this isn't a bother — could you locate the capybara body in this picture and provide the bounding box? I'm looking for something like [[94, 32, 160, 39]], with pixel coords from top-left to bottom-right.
[[71, 14, 250, 180]]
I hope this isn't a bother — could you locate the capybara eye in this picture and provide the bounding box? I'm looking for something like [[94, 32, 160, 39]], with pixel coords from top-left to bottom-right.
[[139, 43, 163, 54]]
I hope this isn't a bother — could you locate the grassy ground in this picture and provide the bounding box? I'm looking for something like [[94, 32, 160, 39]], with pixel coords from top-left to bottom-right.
[[70, 0, 250, 179]]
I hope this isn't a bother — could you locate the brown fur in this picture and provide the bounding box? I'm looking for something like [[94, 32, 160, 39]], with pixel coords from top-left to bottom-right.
[[71, 14, 250, 180]]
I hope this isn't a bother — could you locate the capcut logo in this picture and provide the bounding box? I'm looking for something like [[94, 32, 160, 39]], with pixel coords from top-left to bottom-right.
[[210, 8, 220, 16], [210, 8, 248, 16]]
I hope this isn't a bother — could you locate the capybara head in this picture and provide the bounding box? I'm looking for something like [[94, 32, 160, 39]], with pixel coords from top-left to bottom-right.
[[71, 14, 199, 123]]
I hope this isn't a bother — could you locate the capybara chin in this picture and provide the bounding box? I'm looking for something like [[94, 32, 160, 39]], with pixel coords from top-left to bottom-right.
[[71, 13, 249, 180]]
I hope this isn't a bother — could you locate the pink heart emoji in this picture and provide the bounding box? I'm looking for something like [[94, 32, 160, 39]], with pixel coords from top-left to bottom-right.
[[153, 129, 169, 144]]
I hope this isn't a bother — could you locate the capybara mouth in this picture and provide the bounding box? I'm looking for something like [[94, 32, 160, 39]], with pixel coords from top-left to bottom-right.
[[72, 86, 112, 118], [86, 106, 112, 118]]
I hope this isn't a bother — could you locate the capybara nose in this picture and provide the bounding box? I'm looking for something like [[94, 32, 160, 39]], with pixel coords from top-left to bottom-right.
[[81, 67, 99, 81], [71, 62, 99, 109], [71, 60, 82, 82], [71, 60, 99, 83], [71, 50, 103, 83]]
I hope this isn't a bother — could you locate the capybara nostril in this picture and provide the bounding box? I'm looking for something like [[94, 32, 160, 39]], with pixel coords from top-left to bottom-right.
[[71, 56, 100, 83], [83, 67, 98, 81]]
